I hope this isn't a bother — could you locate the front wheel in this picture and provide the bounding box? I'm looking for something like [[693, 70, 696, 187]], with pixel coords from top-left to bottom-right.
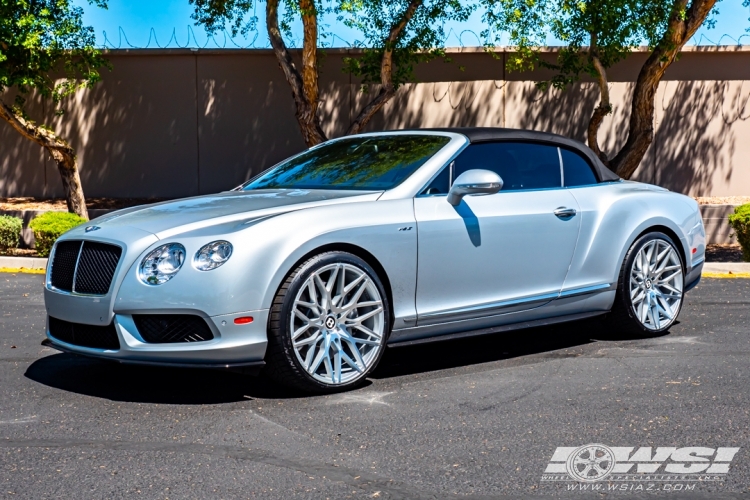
[[605, 232, 685, 336], [264, 252, 391, 393]]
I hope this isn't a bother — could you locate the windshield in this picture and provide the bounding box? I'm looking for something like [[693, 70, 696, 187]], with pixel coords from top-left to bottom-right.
[[242, 134, 450, 191]]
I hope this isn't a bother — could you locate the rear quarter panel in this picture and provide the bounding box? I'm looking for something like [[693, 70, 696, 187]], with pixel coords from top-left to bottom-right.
[[563, 182, 704, 296]]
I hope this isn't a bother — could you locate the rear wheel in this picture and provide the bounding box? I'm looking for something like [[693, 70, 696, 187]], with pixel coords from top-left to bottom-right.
[[605, 232, 685, 336], [265, 252, 390, 393]]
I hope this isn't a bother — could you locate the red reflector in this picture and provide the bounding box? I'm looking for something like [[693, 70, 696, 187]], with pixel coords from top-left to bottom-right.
[[234, 317, 254, 325], [692, 248, 697, 254]]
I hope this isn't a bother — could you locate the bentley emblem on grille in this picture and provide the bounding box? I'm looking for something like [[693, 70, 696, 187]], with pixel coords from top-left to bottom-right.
[[85, 226, 101, 232]]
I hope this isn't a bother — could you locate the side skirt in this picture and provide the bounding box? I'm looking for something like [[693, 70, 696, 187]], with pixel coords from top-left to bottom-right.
[[386, 311, 606, 348]]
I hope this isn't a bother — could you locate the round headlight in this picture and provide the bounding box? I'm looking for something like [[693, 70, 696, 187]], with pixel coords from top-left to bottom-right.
[[193, 240, 233, 271], [139, 243, 186, 285]]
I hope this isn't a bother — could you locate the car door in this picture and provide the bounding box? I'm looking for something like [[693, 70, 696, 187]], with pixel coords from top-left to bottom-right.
[[556, 146, 619, 295], [414, 141, 581, 326]]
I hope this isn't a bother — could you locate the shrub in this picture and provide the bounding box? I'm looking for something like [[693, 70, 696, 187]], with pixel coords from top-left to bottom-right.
[[728, 203, 750, 262], [29, 212, 86, 257], [0, 215, 23, 250]]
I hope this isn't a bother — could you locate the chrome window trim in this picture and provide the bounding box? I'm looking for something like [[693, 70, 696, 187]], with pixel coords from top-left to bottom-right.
[[558, 283, 614, 298], [559, 145, 603, 188]]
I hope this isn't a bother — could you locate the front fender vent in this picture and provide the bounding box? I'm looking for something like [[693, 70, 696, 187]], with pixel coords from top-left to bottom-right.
[[133, 315, 215, 343]]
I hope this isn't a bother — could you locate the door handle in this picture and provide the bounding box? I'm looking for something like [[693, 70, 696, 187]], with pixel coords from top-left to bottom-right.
[[554, 207, 577, 218]]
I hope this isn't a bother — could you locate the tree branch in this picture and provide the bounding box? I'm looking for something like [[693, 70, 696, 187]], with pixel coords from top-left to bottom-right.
[[587, 32, 612, 165], [346, 0, 422, 135], [266, 0, 326, 146], [609, 0, 716, 178], [0, 100, 70, 153], [0, 100, 88, 218], [300, 0, 319, 125]]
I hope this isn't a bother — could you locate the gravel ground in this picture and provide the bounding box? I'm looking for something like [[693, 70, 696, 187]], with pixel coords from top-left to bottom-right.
[[695, 196, 750, 205], [705, 244, 745, 263], [0, 274, 749, 499]]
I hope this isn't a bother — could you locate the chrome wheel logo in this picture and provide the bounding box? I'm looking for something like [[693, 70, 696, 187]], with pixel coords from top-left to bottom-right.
[[324, 316, 336, 330]]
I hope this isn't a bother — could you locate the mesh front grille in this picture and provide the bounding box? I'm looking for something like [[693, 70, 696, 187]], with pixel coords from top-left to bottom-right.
[[133, 315, 215, 343], [48, 240, 121, 295], [48, 316, 120, 350], [74, 242, 122, 295], [50, 241, 82, 292]]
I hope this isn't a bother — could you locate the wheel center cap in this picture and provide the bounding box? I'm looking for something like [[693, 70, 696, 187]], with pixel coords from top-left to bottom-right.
[[645, 279, 652, 289], [324, 315, 337, 330]]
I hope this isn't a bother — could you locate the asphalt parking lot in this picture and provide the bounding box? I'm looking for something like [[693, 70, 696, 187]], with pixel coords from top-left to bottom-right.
[[1, 274, 749, 499]]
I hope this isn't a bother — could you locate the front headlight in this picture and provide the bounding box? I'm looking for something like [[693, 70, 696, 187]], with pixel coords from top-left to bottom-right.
[[193, 241, 233, 271], [139, 243, 186, 285]]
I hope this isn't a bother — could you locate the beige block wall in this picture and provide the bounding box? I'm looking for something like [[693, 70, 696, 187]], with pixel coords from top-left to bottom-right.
[[1, 47, 749, 199]]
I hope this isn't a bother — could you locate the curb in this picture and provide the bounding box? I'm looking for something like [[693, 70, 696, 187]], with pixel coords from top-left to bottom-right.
[[702, 262, 750, 274], [0, 256, 47, 270]]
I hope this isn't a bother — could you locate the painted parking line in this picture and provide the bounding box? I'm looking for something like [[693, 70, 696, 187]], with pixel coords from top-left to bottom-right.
[[0, 267, 45, 275], [702, 272, 750, 278]]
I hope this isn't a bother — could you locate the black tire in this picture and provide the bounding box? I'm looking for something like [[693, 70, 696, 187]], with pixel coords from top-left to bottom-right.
[[604, 231, 685, 337], [264, 251, 391, 393]]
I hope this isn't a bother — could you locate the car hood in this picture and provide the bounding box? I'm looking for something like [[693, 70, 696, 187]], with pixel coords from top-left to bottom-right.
[[88, 189, 383, 237]]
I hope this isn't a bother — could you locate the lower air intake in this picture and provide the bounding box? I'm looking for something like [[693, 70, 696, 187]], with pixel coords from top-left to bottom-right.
[[48, 316, 120, 350], [133, 315, 215, 343]]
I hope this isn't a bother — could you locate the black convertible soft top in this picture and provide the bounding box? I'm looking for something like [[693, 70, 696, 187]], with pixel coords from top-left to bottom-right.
[[424, 127, 621, 183]]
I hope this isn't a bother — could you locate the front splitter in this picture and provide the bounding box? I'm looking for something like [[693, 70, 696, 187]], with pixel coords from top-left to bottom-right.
[[41, 338, 265, 376]]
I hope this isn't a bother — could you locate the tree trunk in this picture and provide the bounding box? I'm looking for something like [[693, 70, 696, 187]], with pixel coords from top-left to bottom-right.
[[586, 34, 612, 165], [49, 149, 88, 219], [0, 100, 89, 219], [346, 0, 422, 136], [607, 0, 717, 179], [266, 0, 326, 147]]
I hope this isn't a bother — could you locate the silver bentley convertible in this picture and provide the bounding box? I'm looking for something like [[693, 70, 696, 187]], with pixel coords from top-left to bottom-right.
[[42, 128, 706, 392]]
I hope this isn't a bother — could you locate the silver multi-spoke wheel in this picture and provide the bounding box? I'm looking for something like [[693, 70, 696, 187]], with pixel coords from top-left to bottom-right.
[[290, 263, 385, 386], [629, 238, 683, 330]]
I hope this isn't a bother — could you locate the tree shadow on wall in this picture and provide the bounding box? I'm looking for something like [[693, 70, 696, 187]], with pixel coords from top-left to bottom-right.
[[0, 81, 126, 199], [511, 82, 635, 160], [0, 91, 52, 198], [647, 80, 738, 195], [360, 80, 508, 131]]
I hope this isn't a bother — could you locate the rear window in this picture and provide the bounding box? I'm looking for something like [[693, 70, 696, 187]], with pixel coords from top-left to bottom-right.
[[561, 148, 598, 187]]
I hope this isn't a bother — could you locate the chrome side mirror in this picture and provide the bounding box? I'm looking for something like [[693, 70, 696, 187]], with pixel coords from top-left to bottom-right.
[[447, 169, 503, 206]]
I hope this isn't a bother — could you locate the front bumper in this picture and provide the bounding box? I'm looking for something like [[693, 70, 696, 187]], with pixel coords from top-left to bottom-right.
[[685, 259, 704, 293], [43, 309, 269, 366]]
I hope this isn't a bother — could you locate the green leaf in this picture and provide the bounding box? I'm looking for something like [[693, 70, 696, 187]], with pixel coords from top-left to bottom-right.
[[0, 0, 108, 120]]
